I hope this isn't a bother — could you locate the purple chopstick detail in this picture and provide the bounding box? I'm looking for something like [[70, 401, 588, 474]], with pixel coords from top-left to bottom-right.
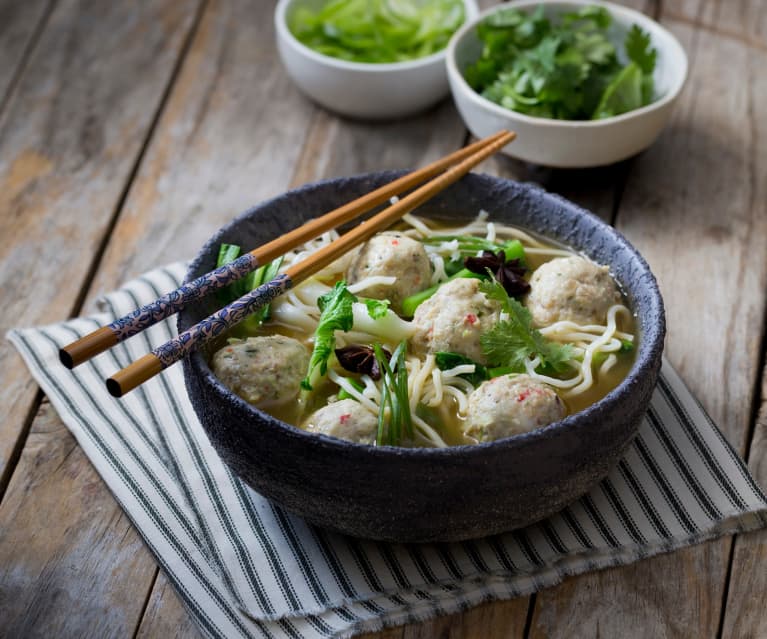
[[108, 253, 261, 341], [153, 273, 293, 368]]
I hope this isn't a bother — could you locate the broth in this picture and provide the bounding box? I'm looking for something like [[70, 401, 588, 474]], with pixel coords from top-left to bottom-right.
[[211, 214, 637, 447]]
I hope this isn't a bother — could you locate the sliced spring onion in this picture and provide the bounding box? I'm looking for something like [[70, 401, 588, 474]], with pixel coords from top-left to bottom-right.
[[288, 0, 465, 64]]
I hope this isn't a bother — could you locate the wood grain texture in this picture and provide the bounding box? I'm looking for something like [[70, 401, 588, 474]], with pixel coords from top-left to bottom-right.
[[85, 0, 317, 302], [0, 401, 158, 639], [720, 365, 767, 638], [664, 0, 767, 51], [359, 598, 530, 639], [289, 103, 467, 188], [0, 0, 51, 105], [135, 570, 204, 639], [0, 0, 201, 490], [527, 14, 767, 639], [16, 0, 466, 635]]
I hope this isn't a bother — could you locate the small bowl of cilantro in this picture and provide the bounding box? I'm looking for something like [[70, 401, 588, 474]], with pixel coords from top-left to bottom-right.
[[275, 0, 479, 120], [446, 0, 688, 167]]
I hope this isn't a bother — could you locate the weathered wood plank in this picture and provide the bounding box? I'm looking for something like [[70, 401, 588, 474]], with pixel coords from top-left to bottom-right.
[[664, 0, 767, 51], [358, 598, 530, 639], [135, 570, 204, 639], [85, 0, 317, 300], [720, 362, 767, 639], [0, 0, 203, 634], [288, 103, 467, 191], [0, 0, 201, 491], [528, 13, 767, 638], [0, 401, 158, 638], [6, 0, 464, 635], [0, 0, 51, 106]]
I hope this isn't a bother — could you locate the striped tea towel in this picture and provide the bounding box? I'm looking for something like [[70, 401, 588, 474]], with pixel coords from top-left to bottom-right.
[[8, 262, 767, 639]]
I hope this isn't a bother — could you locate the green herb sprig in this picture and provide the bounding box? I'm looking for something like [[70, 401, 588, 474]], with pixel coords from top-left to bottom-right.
[[374, 342, 413, 446], [479, 278, 574, 372], [464, 5, 657, 120]]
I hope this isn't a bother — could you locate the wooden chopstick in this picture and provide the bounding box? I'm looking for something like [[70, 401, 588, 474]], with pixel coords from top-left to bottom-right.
[[59, 131, 510, 370], [106, 130, 516, 397]]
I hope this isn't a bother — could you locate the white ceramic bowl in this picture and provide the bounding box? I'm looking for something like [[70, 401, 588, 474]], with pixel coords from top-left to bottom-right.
[[446, 0, 688, 167], [275, 0, 479, 120]]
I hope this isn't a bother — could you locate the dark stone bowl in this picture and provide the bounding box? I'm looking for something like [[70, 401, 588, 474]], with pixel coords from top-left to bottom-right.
[[179, 172, 665, 543]]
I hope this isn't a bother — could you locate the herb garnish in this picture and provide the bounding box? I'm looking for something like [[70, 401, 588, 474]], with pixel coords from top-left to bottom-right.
[[374, 342, 413, 446], [464, 5, 657, 120], [479, 278, 574, 372], [335, 344, 390, 380], [464, 250, 530, 297], [301, 282, 357, 390]]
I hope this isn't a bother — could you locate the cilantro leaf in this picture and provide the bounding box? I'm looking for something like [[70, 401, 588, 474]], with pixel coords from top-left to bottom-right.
[[301, 282, 357, 390], [364, 298, 390, 320], [478, 279, 574, 372], [464, 6, 657, 121], [625, 24, 656, 74], [592, 62, 643, 119]]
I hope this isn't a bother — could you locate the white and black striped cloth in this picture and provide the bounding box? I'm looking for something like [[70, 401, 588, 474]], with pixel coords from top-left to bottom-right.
[[8, 263, 767, 639]]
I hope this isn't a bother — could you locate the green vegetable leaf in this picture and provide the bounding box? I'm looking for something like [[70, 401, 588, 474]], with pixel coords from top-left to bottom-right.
[[419, 235, 526, 262], [216, 243, 243, 302], [435, 352, 489, 386], [242, 256, 284, 330], [592, 61, 643, 119], [478, 278, 574, 372], [289, 0, 465, 63], [625, 24, 656, 74], [216, 244, 283, 331], [301, 282, 357, 390], [364, 298, 390, 320], [562, 6, 611, 30], [464, 5, 656, 121]]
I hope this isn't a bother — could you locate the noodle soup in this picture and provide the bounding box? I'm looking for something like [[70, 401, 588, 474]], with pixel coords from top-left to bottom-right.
[[210, 212, 636, 448]]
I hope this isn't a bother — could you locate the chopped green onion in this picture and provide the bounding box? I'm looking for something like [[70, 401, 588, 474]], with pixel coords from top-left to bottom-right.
[[374, 341, 412, 445], [400, 268, 477, 318], [289, 0, 465, 64]]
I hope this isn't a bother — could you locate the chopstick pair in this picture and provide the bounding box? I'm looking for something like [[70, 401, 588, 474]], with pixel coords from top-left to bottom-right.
[[60, 130, 516, 396]]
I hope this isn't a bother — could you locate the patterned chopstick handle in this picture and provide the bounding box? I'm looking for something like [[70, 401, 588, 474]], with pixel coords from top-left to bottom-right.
[[152, 273, 293, 368], [107, 253, 261, 340]]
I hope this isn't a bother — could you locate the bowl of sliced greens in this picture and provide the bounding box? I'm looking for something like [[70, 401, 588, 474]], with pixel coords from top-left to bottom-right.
[[275, 0, 479, 120], [446, 0, 688, 167]]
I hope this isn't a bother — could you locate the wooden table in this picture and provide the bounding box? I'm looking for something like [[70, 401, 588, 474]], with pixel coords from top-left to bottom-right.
[[1, 0, 765, 636]]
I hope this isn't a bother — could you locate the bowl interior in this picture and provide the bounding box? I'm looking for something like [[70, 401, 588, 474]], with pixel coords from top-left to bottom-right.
[[182, 171, 664, 442], [449, 0, 688, 124]]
